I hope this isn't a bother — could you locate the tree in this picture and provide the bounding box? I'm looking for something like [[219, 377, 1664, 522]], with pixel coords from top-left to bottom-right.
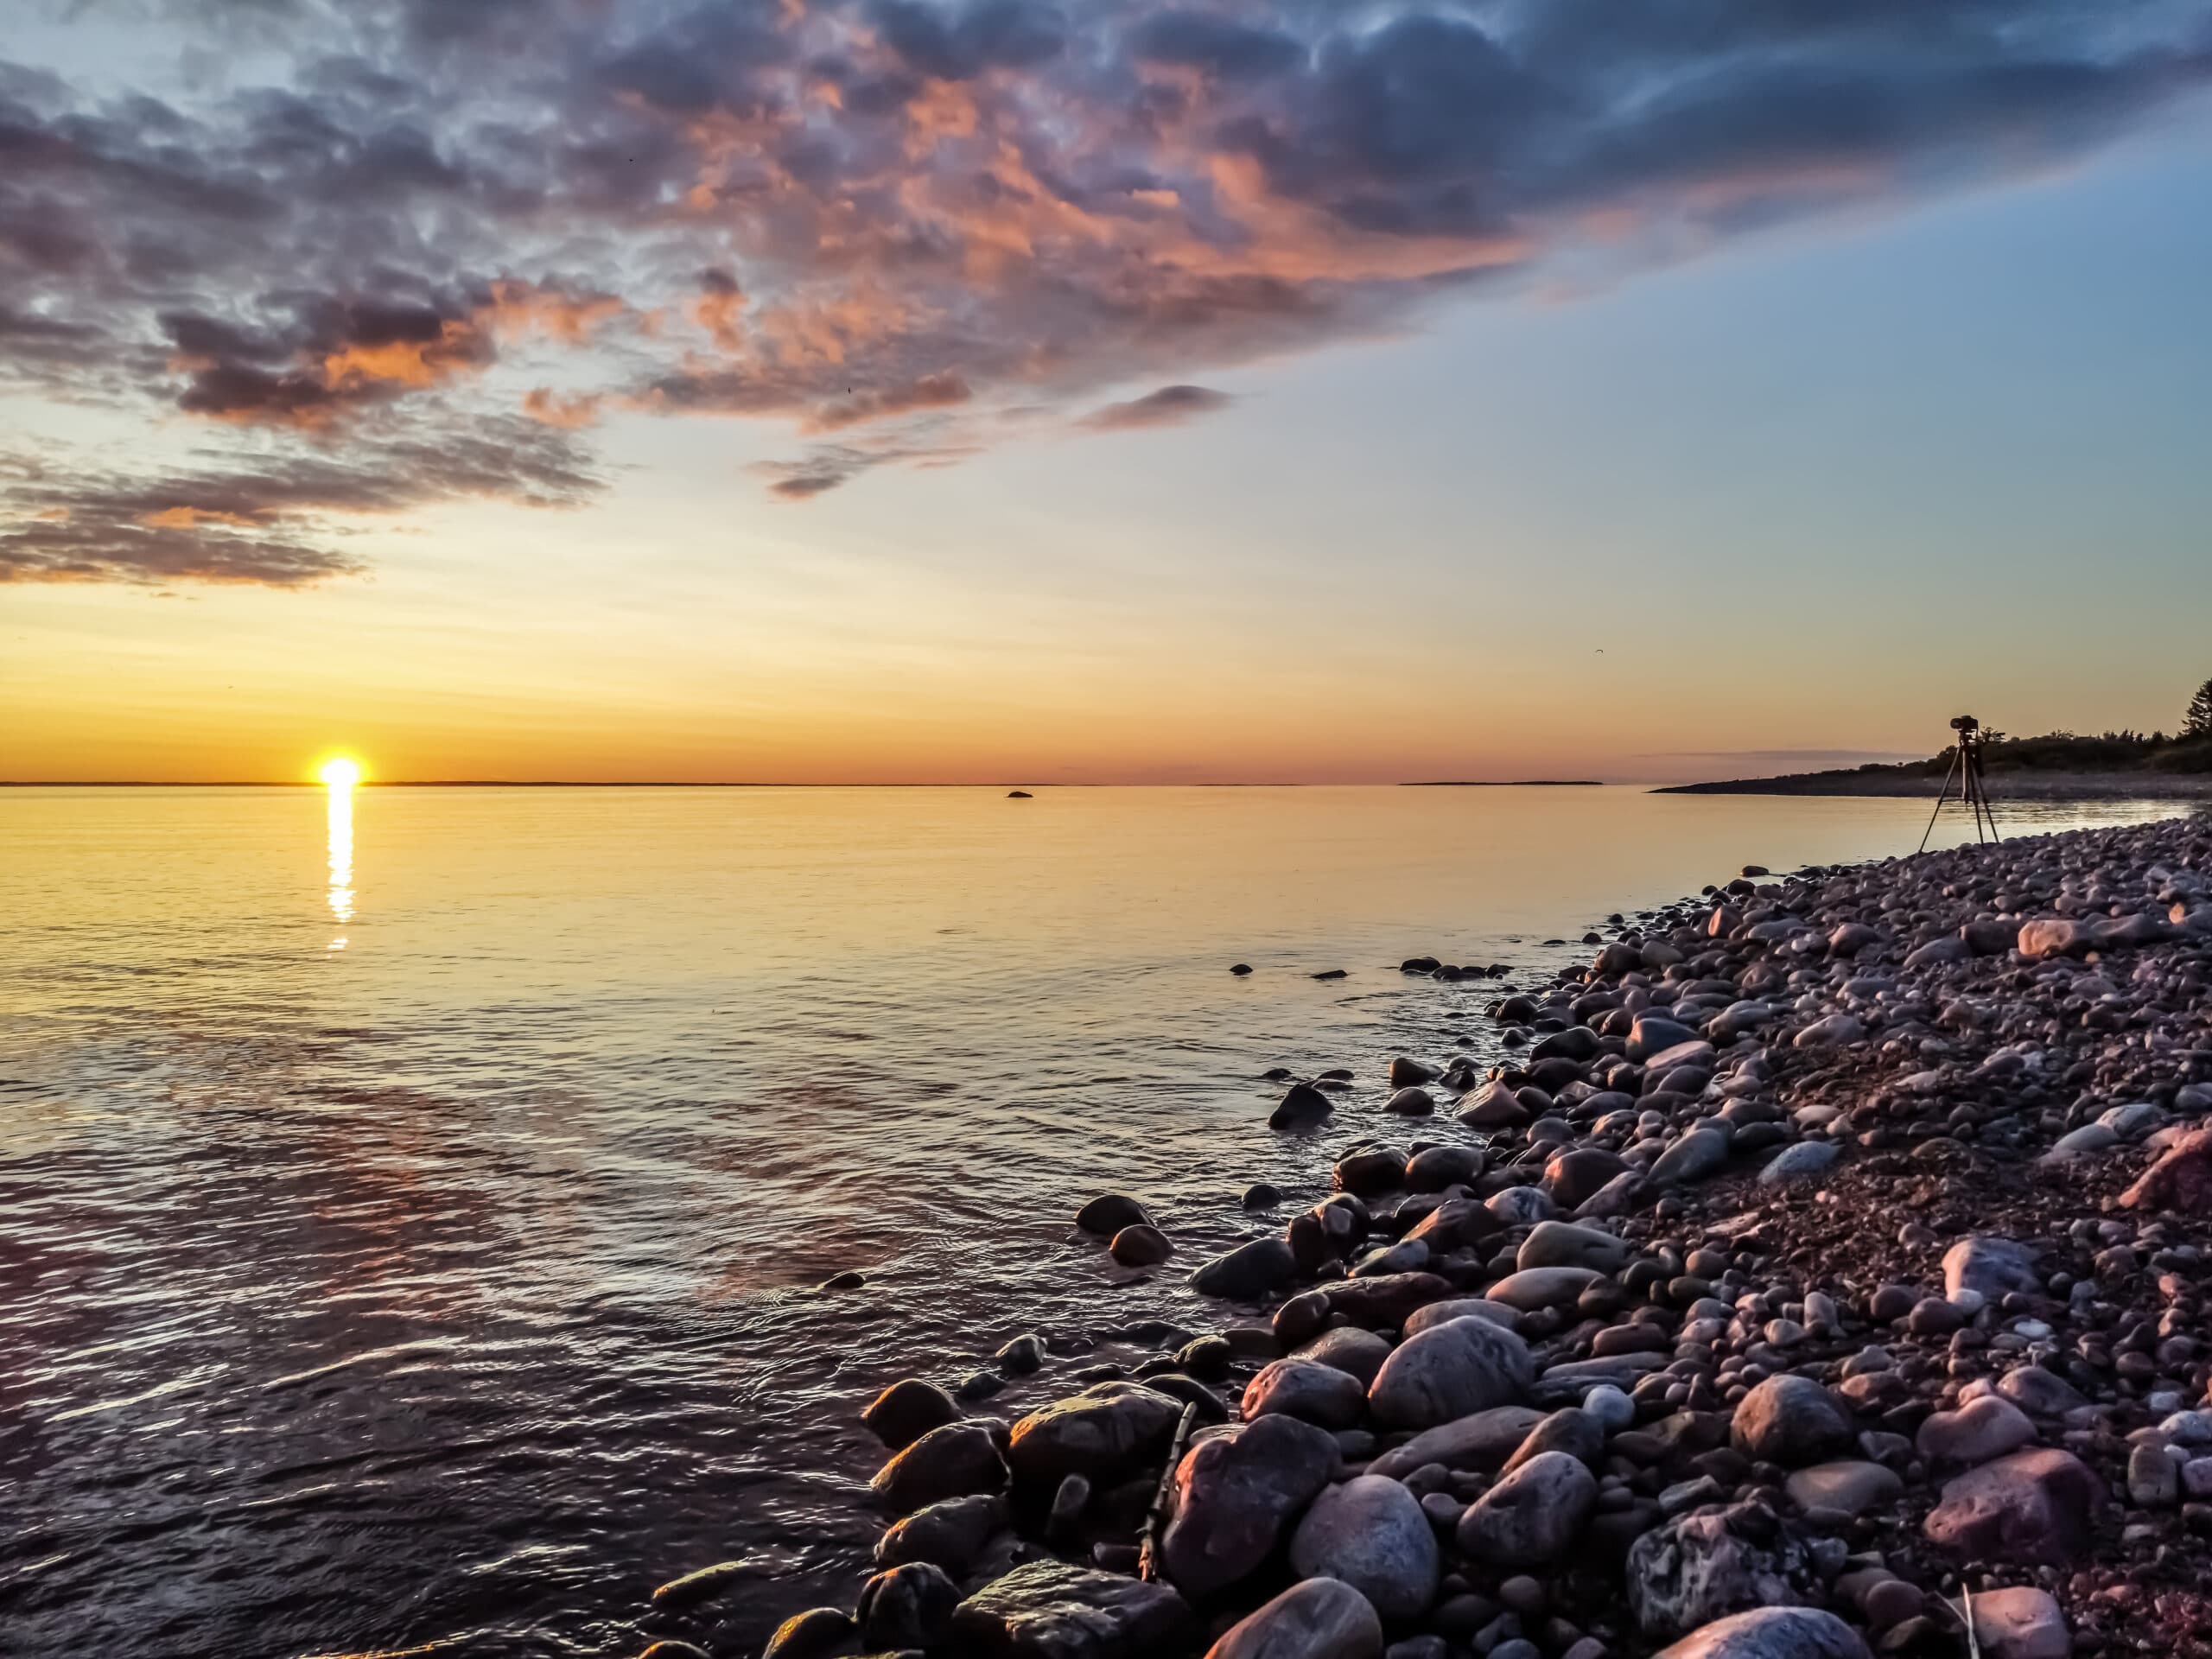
[[2190, 677, 2212, 741]]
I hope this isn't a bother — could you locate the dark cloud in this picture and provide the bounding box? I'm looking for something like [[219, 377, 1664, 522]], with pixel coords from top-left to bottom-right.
[[3, 0, 2208, 575], [1078, 383, 1232, 430]]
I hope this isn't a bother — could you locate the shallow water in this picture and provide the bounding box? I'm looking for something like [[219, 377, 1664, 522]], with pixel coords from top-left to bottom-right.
[[0, 785, 2187, 1658]]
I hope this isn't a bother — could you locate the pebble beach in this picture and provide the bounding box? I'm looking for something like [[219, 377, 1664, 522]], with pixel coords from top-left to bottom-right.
[[707, 812, 2212, 1659]]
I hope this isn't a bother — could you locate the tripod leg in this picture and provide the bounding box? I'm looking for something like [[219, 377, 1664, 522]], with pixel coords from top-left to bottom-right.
[[1920, 748, 1962, 854]]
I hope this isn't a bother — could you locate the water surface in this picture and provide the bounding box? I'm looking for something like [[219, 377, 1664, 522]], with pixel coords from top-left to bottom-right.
[[0, 785, 2182, 1657]]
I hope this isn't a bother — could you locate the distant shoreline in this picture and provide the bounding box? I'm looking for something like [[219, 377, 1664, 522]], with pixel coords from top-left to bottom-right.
[[1657, 768, 2212, 800], [1401, 779, 1604, 787]]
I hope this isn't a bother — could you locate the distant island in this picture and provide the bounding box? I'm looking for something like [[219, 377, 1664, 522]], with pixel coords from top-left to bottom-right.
[[1662, 717, 2212, 798], [1402, 779, 1604, 787]]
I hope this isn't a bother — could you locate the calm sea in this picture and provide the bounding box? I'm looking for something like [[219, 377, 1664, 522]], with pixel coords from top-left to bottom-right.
[[0, 785, 2184, 1658]]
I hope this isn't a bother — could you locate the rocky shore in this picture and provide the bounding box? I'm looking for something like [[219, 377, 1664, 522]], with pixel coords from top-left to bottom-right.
[[1657, 773, 2212, 801], [682, 815, 2212, 1659]]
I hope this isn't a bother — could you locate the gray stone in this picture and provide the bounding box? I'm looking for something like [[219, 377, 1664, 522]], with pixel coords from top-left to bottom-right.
[[1486, 1266, 1605, 1311], [1402, 1297, 1518, 1337], [1923, 1448, 2104, 1565], [1516, 1221, 1631, 1274], [1758, 1142, 1839, 1186], [951, 1560, 1192, 1657], [1955, 1586, 2069, 1659], [1651, 1607, 1870, 1659], [1289, 1474, 1441, 1621], [1942, 1236, 2043, 1302], [1453, 1451, 1597, 1568], [1652, 1129, 1730, 1187], [1206, 1578, 1383, 1659], [1365, 1405, 1550, 1478], [1293, 1326, 1394, 1388], [1782, 1463, 1901, 1520], [1160, 1414, 1338, 1601], [1627, 1509, 1817, 1641], [1916, 1396, 2036, 1467], [858, 1560, 962, 1649], [875, 1493, 1010, 1573], [1243, 1358, 1369, 1429], [1368, 1317, 1535, 1429]]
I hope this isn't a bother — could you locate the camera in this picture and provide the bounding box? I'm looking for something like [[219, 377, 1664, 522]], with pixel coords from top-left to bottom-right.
[[1950, 715, 1980, 734]]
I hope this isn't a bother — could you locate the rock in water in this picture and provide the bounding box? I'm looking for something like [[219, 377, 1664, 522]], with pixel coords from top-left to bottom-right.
[[1454, 1450, 1596, 1567], [1205, 1577, 1383, 1659], [1271, 1082, 1336, 1128], [1368, 1316, 1535, 1429], [871, 1420, 1009, 1512], [875, 1493, 1009, 1573], [1160, 1414, 1339, 1601], [650, 1560, 751, 1607], [857, 1560, 961, 1649], [1191, 1236, 1298, 1300], [951, 1560, 1192, 1657], [863, 1377, 963, 1450], [1109, 1224, 1173, 1266], [1287, 1473, 1440, 1620], [1007, 1382, 1183, 1482], [1078, 1194, 1153, 1235], [1730, 1375, 1854, 1466], [761, 1607, 857, 1659], [1651, 1607, 1870, 1659]]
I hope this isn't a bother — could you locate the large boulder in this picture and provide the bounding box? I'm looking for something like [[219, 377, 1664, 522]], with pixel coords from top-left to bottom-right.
[[1271, 1083, 1336, 1129], [1287, 1475, 1440, 1621], [1077, 1195, 1153, 1236], [1160, 1414, 1338, 1602], [1730, 1376, 1853, 1466], [1368, 1317, 1535, 1429], [1453, 1450, 1596, 1567], [1008, 1384, 1184, 1483], [1923, 1448, 2104, 1565], [1365, 1405, 1548, 1478], [2120, 1126, 2212, 1211], [1192, 1237, 1299, 1300], [1652, 1607, 1870, 1659], [1205, 1577, 1382, 1659], [951, 1560, 1193, 1657], [1626, 1507, 1819, 1641], [1243, 1359, 1369, 1429], [872, 1420, 1009, 1513]]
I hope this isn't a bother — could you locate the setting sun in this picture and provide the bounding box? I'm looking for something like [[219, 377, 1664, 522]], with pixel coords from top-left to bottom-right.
[[317, 757, 363, 790]]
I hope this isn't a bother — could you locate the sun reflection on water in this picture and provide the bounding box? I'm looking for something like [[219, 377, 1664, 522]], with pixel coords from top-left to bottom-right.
[[326, 772, 355, 949]]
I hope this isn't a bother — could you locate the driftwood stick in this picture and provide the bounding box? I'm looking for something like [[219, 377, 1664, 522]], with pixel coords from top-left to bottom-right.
[[1137, 1402, 1198, 1581]]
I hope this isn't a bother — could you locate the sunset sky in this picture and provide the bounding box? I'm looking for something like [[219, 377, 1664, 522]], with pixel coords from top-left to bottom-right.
[[3, 0, 2209, 783]]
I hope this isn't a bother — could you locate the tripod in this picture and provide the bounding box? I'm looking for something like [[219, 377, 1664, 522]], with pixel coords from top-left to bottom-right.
[[1919, 726, 2001, 852]]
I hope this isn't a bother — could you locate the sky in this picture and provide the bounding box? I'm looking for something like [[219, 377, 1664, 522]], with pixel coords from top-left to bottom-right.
[[3, 0, 2209, 784]]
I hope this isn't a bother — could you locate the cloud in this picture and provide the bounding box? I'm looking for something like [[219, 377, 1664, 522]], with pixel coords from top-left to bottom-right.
[[1078, 383, 1232, 430], [3, 0, 2209, 577]]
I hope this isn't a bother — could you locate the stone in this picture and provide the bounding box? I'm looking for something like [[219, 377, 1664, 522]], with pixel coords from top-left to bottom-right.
[[876, 1492, 1010, 1573], [1008, 1383, 1184, 1483], [1108, 1224, 1173, 1267], [1516, 1221, 1631, 1274], [1161, 1414, 1339, 1601], [762, 1607, 858, 1659], [1192, 1237, 1298, 1300], [1385, 1086, 1436, 1116], [2018, 918, 2095, 961], [1731, 1375, 1853, 1467], [1401, 1297, 1517, 1337], [1627, 1509, 1818, 1641], [1079, 1195, 1154, 1236], [1205, 1577, 1383, 1659], [1916, 1396, 2036, 1467], [1369, 1316, 1536, 1429], [858, 1560, 962, 1649], [1651, 1607, 1870, 1659], [1326, 1272, 1457, 1329], [872, 1420, 1009, 1513], [1942, 1236, 2044, 1301], [1293, 1326, 1393, 1388], [1758, 1142, 1839, 1186], [1486, 1267, 1605, 1311], [2120, 1126, 2212, 1211], [1499, 1408, 1605, 1475], [1406, 1146, 1484, 1192], [1955, 1586, 2069, 1659], [1390, 1056, 1440, 1087], [1272, 1083, 1337, 1129], [650, 1560, 752, 1608], [1630, 1015, 1702, 1061], [951, 1560, 1193, 1657], [1923, 1448, 2104, 1565], [1545, 1147, 1630, 1210], [1783, 1462, 1901, 1520], [1997, 1367, 2088, 1417], [1365, 1405, 1550, 1478], [1290, 1474, 1441, 1621], [1243, 1358, 1369, 1429], [864, 1377, 963, 1450], [1454, 1450, 1597, 1567], [1652, 1129, 1730, 1187]]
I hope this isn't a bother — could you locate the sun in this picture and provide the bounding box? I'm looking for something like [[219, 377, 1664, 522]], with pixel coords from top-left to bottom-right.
[[318, 756, 364, 790]]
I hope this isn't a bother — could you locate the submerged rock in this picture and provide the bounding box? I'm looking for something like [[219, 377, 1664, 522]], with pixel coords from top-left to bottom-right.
[[872, 1420, 1008, 1513]]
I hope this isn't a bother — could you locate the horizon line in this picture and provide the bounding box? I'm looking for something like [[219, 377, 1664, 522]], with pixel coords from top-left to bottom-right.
[[0, 778, 1649, 790]]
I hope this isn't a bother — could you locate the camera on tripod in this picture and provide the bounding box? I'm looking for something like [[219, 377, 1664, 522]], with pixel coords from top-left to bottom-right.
[[1922, 714, 1999, 850], [1949, 715, 1980, 735]]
